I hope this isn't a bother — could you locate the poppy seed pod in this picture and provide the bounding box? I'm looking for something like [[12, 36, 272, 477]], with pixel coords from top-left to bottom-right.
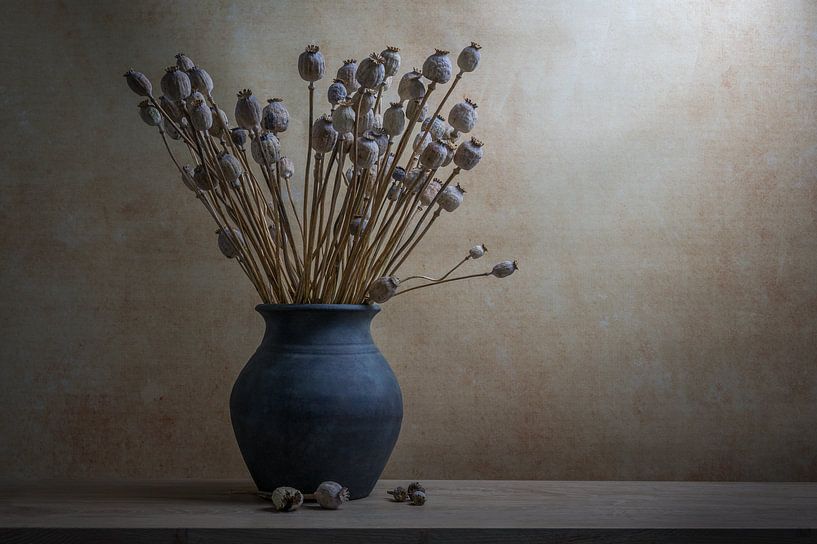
[[356, 53, 386, 89], [187, 66, 213, 96], [469, 243, 487, 259], [217, 227, 244, 259], [404, 167, 425, 192], [124, 69, 152, 97], [194, 164, 217, 191], [406, 98, 428, 123], [186, 91, 206, 107], [160, 66, 191, 102], [387, 184, 402, 201], [398, 69, 425, 102], [181, 164, 197, 191], [419, 178, 442, 206], [454, 137, 484, 170], [355, 110, 376, 136], [230, 127, 249, 147], [269, 487, 303, 513], [422, 49, 453, 84], [351, 88, 377, 114], [491, 260, 518, 278], [208, 107, 229, 138], [235, 89, 262, 132], [188, 99, 213, 131], [438, 183, 466, 212], [448, 97, 478, 134], [175, 52, 195, 72], [442, 138, 456, 167], [251, 131, 282, 166], [353, 133, 379, 168], [314, 482, 349, 510], [218, 152, 244, 186], [422, 114, 449, 140], [261, 98, 289, 134], [138, 100, 162, 127], [380, 46, 401, 77], [457, 42, 482, 72], [327, 79, 347, 106], [413, 131, 431, 154], [383, 102, 405, 137], [337, 59, 359, 93], [298, 44, 325, 82], [369, 276, 400, 303], [392, 166, 406, 182], [160, 95, 183, 122], [349, 215, 369, 236], [368, 128, 389, 157], [311, 114, 338, 153], [279, 156, 294, 179], [165, 119, 182, 140], [331, 100, 355, 134], [419, 139, 448, 170]]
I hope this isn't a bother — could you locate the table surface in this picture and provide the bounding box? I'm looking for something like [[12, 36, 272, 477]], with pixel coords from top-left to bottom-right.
[[2, 479, 816, 530]]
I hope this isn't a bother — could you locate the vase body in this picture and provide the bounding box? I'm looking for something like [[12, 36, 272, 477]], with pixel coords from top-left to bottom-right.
[[230, 304, 402, 500]]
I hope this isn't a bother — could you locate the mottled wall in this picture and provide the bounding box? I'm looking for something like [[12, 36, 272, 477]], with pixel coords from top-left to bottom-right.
[[1, 0, 816, 481]]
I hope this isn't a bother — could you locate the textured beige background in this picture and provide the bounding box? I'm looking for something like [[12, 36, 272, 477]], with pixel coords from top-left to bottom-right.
[[1, 0, 816, 481]]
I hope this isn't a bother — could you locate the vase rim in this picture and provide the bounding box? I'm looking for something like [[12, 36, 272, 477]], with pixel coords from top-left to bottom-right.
[[256, 303, 380, 312]]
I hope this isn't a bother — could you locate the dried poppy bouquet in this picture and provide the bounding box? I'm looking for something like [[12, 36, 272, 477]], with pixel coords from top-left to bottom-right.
[[123, 44, 517, 304]]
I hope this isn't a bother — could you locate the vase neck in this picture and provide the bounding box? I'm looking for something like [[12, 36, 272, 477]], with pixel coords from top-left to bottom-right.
[[256, 305, 379, 348]]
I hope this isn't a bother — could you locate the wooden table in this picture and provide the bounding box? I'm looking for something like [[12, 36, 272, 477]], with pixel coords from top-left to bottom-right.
[[2, 480, 816, 543]]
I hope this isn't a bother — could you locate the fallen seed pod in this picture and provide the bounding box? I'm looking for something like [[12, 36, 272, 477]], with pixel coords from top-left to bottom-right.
[[387, 486, 408, 502], [314, 481, 349, 510], [270, 486, 303, 512], [409, 490, 427, 506], [407, 481, 426, 495]]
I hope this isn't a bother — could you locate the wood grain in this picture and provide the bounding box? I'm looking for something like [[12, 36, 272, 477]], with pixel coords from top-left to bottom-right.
[[2, 479, 817, 542]]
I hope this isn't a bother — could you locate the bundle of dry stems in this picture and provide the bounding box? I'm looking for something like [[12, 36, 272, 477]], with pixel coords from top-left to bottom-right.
[[124, 43, 517, 304]]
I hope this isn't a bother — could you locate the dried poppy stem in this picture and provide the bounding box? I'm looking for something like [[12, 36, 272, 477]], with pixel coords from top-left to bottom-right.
[[392, 271, 491, 297]]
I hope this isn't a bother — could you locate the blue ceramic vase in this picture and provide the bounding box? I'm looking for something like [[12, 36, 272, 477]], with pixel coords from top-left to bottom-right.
[[230, 304, 403, 499]]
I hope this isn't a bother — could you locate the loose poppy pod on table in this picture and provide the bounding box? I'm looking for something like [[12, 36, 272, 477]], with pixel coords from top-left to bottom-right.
[[422, 49, 453, 84], [298, 44, 325, 82], [262, 98, 289, 134], [356, 53, 386, 89], [160, 66, 191, 102]]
